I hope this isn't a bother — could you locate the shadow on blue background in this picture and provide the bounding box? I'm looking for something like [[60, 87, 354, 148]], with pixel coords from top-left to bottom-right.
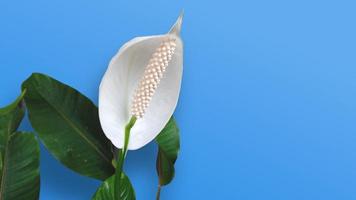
[[1, 0, 356, 199]]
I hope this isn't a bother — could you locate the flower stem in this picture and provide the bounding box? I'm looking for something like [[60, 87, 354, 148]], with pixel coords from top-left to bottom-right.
[[156, 185, 162, 200], [114, 116, 137, 200]]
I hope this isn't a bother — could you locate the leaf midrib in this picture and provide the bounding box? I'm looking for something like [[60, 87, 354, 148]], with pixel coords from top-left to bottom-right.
[[34, 88, 111, 164]]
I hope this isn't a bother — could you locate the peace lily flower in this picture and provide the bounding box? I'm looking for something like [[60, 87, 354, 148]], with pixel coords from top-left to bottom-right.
[[99, 13, 183, 151]]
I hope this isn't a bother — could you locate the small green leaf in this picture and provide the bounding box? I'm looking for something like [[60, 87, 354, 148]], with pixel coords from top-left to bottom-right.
[[0, 91, 39, 200], [0, 91, 26, 152], [92, 174, 136, 200], [0, 132, 40, 200], [155, 117, 180, 186], [22, 73, 114, 180]]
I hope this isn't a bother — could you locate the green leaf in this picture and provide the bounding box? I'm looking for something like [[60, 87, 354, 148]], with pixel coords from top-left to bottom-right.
[[155, 117, 180, 186], [0, 91, 26, 152], [92, 173, 135, 200], [0, 132, 40, 200], [0, 92, 39, 200], [22, 73, 114, 180]]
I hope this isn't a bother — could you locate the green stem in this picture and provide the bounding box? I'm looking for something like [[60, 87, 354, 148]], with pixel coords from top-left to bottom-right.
[[114, 116, 137, 200], [156, 185, 162, 200]]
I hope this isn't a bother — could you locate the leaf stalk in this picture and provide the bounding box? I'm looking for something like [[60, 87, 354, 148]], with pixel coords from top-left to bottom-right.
[[114, 116, 137, 200], [156, 185, 162, 200]]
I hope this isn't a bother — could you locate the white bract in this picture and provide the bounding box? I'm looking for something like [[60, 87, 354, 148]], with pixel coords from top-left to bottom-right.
[[99, 14, 183, 150]]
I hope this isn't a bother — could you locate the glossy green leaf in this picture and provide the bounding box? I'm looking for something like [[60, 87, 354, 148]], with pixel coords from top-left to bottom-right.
[[22, 73, 114, 180], [0, 131, 40, 200], [92, 173, 135, 200], [155, 117, 180, 186], [0, 88, 39, 199], [0, 91, 26, 152]]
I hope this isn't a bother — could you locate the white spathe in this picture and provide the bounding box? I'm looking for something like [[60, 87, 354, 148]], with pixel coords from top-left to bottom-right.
[[99, 14, 183, 150]]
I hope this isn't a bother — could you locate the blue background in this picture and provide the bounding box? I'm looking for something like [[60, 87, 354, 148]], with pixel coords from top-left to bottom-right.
[[1, 0, 356, 199]]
